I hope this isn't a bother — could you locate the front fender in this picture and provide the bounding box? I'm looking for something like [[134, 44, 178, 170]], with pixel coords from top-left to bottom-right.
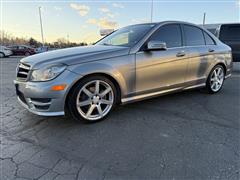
[[67, 55, 136, 99]]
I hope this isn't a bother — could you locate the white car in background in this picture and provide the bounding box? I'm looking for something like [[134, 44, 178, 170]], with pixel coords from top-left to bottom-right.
[[0, 46, 13, 58]]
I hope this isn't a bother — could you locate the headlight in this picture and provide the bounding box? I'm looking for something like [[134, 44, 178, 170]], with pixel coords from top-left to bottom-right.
[[30, 64, 66, 82]]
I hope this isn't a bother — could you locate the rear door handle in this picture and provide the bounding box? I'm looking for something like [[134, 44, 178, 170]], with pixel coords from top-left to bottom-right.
[[176, 51, 186, 57], [208, 49, 215, 52]]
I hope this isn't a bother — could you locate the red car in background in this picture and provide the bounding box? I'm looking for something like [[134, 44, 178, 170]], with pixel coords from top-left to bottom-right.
[[8, 45, 36, 56]]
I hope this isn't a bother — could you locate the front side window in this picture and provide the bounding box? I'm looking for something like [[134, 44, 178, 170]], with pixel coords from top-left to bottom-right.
[[184, 25, 205, 46], [203, 32, 215, 45], [96, 24, 156, 47], [149, 24, 182, 48]]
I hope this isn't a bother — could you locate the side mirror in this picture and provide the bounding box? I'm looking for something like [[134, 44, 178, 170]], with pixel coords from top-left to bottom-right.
[[146, 41, 167, 51]]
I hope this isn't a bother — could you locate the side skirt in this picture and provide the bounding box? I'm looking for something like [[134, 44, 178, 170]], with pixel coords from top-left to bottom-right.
[[121, 83, 206, 104]]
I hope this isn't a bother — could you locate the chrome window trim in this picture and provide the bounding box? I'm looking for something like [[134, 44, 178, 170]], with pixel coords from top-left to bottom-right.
[[131, 21, 221, 54]]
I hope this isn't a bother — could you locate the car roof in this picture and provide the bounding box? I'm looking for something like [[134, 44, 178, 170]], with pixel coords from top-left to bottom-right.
[[134, 21, 200, 26], [134, 21, 209, 33], [19, 45, 33, 48]]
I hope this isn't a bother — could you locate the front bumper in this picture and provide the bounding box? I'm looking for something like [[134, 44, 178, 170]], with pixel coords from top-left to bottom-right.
[[14, 70, 81, 116]]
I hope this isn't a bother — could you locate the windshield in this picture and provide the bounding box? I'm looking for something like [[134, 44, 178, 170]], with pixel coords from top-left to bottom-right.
[[96, 24, 156, 47]]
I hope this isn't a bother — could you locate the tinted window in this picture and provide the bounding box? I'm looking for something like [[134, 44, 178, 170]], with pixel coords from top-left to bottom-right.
[[149, 24, 182, 48], [219, 24, 240, 40], [203, 32, 215, 45], [184, 25, 205, 46]]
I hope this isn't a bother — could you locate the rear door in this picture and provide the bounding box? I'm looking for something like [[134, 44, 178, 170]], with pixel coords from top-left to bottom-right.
[[183, 24, 212, 86], [219, 24, 240, 62]]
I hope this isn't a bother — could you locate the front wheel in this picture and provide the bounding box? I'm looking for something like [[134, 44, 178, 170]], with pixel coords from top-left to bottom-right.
[[67, 76, 117, 122], [0, 53, 5, 58], [206, 65, 225, 94]]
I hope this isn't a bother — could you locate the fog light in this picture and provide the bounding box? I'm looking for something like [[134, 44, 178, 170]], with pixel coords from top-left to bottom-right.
[[51, 84, 67, 91]]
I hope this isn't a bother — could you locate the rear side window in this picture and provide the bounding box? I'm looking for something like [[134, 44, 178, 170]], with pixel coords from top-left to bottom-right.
[[184, 25, 205, 46], [219, 25, 240, 40], [203, 32, 215, 45], [149, 24, 182, 48]]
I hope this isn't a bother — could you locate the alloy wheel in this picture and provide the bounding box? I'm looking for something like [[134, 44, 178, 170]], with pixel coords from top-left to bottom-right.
[[210, 67, 224, 92], [76, 80, 114, 121]]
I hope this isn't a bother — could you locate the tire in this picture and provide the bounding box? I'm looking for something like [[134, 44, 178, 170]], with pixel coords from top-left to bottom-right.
[[0, 52, 5, 58], [206, 64, 225, 94], [25, 52, 30, 56], [67, 75, 117, 123]]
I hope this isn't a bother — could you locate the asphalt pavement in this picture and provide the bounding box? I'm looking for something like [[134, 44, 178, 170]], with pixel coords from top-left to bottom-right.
[[1, 57, 239, 180]]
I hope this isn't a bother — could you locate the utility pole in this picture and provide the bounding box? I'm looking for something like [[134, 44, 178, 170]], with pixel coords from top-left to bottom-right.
[[67, 34, 69, 45], [203, 12, 206, 25], [39, 7, 44, 46], [150, 0, 153, 22]]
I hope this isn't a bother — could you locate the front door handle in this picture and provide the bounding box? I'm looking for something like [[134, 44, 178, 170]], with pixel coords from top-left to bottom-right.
[[176, 51, 186, 57]]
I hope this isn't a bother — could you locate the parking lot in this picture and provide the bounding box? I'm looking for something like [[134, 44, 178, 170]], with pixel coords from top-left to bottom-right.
[[1, 57, 239, 180]]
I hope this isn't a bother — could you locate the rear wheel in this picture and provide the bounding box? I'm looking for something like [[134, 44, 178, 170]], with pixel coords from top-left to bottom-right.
[[206, 65, 225, 94], [25, 52, 30, 56], [67, 76, 117, 122]]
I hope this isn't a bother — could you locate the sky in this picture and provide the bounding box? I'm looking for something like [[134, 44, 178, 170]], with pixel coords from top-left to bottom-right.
[[1, 0, 240, 44]]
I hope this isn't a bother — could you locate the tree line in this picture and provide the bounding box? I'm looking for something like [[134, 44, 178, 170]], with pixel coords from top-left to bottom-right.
[[0, 31, 88, 49]]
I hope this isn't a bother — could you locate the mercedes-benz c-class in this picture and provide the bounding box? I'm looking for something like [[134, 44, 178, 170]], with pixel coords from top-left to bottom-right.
[[14, 21, 232, 122]]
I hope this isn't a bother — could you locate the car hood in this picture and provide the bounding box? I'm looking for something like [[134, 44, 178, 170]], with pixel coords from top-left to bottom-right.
[[20, 45, 130, 69]]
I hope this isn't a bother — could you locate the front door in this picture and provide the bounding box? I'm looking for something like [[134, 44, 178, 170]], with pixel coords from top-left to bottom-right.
[[135, 24, 188, 95]]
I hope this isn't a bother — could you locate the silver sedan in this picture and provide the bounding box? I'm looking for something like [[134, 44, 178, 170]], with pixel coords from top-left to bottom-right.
[[14, 21, 232, 122]]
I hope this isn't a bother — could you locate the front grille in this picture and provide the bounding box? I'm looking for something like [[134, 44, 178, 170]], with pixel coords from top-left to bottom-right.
[[31, 98, 51, 103], [34, 104, 50, 110], [17, 63, 31, 81]]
